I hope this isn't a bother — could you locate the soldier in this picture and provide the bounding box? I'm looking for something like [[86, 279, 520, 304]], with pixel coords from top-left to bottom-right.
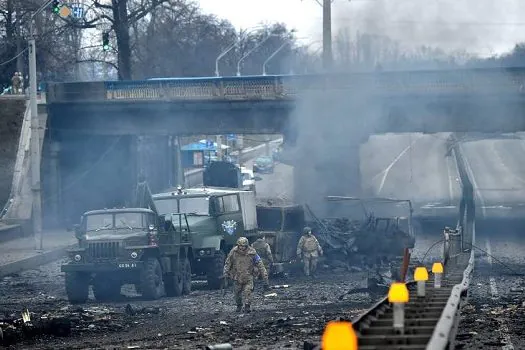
[[251, 236, 274, 275], [296, 226, 323, 277], [223, 237, 269, 313], [11, 72, 21, 94]]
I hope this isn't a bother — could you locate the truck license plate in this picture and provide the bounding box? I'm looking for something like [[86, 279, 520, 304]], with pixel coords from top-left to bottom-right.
[[118, 263, 137, 268]]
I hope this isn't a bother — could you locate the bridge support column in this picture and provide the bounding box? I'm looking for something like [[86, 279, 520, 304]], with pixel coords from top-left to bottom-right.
[[44, 141, 61, 228]]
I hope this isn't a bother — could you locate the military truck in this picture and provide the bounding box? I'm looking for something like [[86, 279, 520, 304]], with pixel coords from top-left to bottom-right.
[[153, 187, 258, 288], [152, 187, 303, 287], [61, 183, 194, 303]]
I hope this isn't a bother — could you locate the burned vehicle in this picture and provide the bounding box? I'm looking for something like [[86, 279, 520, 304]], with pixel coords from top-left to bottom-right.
[[61, 183, 193, 304], [308, 197, 415, 282], [152, 187, 258, 289]]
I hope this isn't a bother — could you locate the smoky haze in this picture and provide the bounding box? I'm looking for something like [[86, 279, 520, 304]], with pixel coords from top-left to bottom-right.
[[332, 0, 525, 55]]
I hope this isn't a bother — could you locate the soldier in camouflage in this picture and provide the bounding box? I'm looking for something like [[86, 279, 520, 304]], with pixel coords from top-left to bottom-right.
[[296, 227, 323, 277], [224, 237, 269, 312], [251, 236, 274, 275]]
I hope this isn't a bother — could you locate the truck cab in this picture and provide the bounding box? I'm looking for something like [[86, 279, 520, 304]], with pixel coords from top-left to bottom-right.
[[152, 187, 257, 288]]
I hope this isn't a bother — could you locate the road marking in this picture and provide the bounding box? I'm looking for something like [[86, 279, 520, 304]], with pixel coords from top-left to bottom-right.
[[485, 238, 515, 350], [459, 143, 487, 218], [377, 135, 423, 194]]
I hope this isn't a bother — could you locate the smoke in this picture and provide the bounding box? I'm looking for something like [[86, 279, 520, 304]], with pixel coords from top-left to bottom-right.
[[331, 0, 525, 56]]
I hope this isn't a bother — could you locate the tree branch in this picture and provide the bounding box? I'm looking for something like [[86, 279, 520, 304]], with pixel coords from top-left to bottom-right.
[[77, 58, 118, 70]]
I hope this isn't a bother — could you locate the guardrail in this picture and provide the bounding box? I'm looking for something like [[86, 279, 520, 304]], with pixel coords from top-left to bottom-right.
[[45, 67, 525, 103], [183, 138, 282, 187]]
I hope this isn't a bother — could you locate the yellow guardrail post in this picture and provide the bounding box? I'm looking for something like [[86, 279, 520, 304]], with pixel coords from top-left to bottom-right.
[[388, 282, 409, 333], [432, 262, 444, 288], [414, 266, 429, 297], [321, 321, 358, 349]]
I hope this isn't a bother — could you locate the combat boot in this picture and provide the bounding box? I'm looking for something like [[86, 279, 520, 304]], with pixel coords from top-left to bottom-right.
[[244, 304, 251, 313]]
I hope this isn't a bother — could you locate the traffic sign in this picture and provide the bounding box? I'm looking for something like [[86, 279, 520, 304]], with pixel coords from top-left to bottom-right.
[[71, 5, 84, 19], [227, 134, 236, 141]]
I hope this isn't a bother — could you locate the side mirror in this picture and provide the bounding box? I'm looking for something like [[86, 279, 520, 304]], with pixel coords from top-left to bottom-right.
[[73, 224, 82, 239], [254, 176, 263, 181]]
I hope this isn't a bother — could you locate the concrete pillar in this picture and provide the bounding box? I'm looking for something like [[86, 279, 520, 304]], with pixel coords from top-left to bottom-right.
[[237, 135, 244, 149], [264, 136, 270, 156], [216, 135, 223, 159], [47, 141, 61, 227], [173, 136, 184, 187]]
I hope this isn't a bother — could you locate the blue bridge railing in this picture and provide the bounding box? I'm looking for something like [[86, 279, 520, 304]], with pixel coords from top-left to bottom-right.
[[46, 67, 525, 103]]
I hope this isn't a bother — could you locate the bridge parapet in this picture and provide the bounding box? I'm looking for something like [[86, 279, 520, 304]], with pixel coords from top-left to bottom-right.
[[46, 67, 525, 103]]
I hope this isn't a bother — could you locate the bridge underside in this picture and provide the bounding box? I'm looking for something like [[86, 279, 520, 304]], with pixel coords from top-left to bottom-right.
[[48, 94, 525, 136]]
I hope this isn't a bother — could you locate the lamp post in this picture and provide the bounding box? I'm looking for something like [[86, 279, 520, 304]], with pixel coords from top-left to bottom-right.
[[236, 32, 281, 77], [262, 37, 294, 76], [29, 0, 54, 250], [215, 26, 265, 77]]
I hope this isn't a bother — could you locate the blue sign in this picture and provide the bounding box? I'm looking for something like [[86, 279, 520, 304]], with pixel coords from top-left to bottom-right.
[[71, 5, 84, 19], [206, 140, 214, 148], [227, 134, 236, 141]]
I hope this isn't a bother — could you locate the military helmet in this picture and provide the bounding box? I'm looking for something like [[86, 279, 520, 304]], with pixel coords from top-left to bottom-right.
[[237, 237, 249, 247], [303, 226, 312, 235]]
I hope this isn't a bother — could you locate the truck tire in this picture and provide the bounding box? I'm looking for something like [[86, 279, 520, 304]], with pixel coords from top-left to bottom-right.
[[207, 250, 225, 290], [140, 257, 165, 300], [65, 272, 90, 304], [182, 258, 192, 295], [93, 276, 121, 302], [165, 258, 183, 297]]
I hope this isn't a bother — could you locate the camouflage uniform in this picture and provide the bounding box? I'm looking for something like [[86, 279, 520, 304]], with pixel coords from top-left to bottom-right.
[[224, 237, 269, 312], [251, 237, 274, 274], [296, 227, 323, 277], [11, 72, 21, 94]]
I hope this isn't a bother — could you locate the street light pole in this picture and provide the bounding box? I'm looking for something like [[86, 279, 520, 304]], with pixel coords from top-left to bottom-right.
[[237, 33, 279, 77], [215, 42, 237, 77], [322, 0, 333, 70], [29, 0, 53, 250], [262, 40, 291, 76]]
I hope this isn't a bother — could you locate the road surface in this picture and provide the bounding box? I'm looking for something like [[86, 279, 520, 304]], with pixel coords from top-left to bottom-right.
[[360, 133, 462, 220], [460, 135, 525, 220]]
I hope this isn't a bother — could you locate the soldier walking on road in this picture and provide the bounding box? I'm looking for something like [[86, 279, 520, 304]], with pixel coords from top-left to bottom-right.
[[296, 227, 323, 277], [11, 72, 21, 94], [251, 236, 274, 275], [223, 237, 269, 313]]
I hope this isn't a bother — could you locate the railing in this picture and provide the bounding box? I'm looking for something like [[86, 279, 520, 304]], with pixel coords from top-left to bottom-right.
[[45, 67, 525, 103]]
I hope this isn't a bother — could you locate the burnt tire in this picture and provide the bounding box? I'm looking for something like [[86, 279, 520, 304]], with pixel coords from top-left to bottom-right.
[[140, 257, 165, 300], [207, 250, 225, 290], [182, 258, 192, 295], [165, 258, 183, 297], [93, 276, 121, 302], [65, 272, 90, 304]]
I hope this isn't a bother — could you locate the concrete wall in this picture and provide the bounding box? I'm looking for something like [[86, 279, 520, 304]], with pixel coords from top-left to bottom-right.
[[0, 97, 26, 210]]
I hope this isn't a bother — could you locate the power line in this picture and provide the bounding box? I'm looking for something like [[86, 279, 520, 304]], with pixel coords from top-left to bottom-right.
[[0, 49, 28, 67]]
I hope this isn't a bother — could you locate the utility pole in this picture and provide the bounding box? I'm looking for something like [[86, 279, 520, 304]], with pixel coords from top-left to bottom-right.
[[29, 0, 53, 250], [322, 0, 333, 70]]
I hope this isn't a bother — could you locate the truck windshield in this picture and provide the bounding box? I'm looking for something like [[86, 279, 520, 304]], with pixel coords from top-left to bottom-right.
[[85, 212, 147, 231], [154, 197, 210, 215], [85, 214, 113, 231], [179, 197, 209, 215]]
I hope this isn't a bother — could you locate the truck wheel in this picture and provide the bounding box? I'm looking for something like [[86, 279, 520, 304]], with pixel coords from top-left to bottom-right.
[[140, 257, 165, 300], [165, 258, 183, 297], [182, 258, 192, 295], [65, 272, 90, 304], [93, 276, 121, 302], [207, 250, 225, 290]]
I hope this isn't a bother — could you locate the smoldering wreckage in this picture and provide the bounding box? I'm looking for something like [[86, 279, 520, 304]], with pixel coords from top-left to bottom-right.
[[0, 163, 415, 348]]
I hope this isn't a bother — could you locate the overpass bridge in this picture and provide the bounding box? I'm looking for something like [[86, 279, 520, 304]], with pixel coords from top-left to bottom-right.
[[46, 67, 525, 136]]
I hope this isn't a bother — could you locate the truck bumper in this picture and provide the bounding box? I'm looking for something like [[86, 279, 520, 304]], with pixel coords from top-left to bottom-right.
[[61, 261, 144, 273]]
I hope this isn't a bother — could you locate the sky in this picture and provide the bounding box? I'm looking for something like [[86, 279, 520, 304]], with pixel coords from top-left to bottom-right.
[[197, 0, 525, 57]]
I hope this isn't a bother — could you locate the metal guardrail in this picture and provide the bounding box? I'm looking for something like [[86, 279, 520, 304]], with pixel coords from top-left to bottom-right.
[[45, 67, 525, 103]]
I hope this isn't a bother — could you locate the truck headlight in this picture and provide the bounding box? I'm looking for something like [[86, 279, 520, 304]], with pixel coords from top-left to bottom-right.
[[74, 254, 82, 262]]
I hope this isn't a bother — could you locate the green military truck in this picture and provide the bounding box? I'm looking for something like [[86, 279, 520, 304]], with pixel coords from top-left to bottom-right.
[[152, 187, 306, 287], [61, 183, 194, 303], [152, 186, 258, 289]]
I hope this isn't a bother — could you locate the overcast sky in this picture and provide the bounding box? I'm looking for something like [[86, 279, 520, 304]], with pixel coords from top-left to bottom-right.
[[198, 0, 525, 57]]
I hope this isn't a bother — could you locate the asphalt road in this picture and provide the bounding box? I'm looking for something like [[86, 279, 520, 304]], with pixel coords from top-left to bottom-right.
[[460, 135, 525, 220], [360, 132, 462, 220]]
